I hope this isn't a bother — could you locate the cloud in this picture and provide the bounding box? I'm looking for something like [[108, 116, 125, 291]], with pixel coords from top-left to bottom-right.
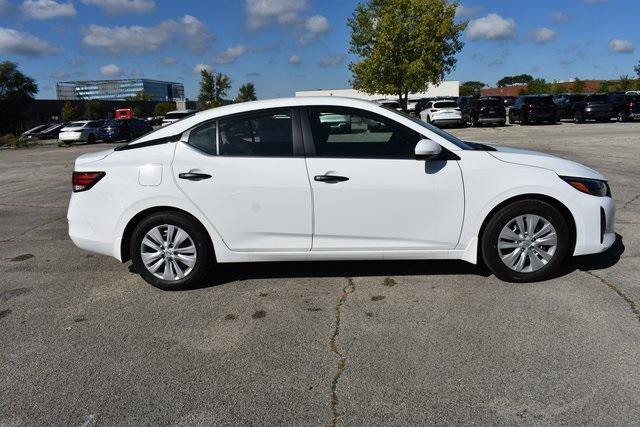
[[68, 57, 86, 66], [608, 39, 634, 53], [467, 13, 516, 40], [288, 55, 302, 65], [299, 15, 330, 44], [100, 63, 123, 77], [81, 0, 155, 14], [318, 53, 345, 68], [82, 15, 213, 54], [193, 63, 212, 74], [20, 0, 75, 19], [129, 68, 143, 77], [161, 56, 177, 65], [533, 27, 555, 44], [455, 4, 480, 19], [0, 0, 15, 14], [51, 70, 69, 79], [214, 44, 249, 64], [245, 0, 307, 30], [549, 11, 568, 23], [0, 26, 59, 56]]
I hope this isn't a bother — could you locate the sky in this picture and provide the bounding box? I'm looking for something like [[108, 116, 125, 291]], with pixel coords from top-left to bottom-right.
[[0, 0, 638, 100]]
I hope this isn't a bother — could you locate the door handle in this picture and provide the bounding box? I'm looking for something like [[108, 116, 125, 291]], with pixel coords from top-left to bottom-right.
[[179, 172, 212, 181], [314, 174, 349, 183]]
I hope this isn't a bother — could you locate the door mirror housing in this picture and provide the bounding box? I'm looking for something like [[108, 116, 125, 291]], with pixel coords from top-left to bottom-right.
[[414, 139, 442, 160]]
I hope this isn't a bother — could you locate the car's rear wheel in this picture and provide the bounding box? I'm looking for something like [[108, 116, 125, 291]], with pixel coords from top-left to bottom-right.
[[481, 200, 570, 282], [573, 111, 584, 124], [618, 112, 627, 122], [87, 134, 96, 144], [130, 211, 213, 291]]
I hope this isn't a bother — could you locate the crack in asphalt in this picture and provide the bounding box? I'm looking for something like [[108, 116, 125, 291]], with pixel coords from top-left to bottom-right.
[[585, 271, 640, 323], [621, 193, 640, 210], [329, 277, 355, 427]]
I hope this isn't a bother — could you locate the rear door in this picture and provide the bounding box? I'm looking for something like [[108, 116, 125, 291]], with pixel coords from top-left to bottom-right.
[[172, 108, 313, 252]]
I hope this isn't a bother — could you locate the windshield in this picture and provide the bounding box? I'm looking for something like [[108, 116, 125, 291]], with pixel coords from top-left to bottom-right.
[[433, 101, 458, 108], [107, 119, 127, 126], [527, 97, 554, 106], [69, 121, 87, 127], [479, 99, 502, 107], [586, 94, 609, 102], [387, 108, 475, 150]]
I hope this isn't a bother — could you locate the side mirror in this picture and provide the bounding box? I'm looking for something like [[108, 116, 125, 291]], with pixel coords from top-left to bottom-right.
[[414, 139, 442, 160]]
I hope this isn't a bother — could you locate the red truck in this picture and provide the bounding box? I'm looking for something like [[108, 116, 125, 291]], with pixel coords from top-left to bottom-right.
[[114, 108, 134, 119]]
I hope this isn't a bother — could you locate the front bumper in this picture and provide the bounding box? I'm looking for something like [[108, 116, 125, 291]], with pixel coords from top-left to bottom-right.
[[59, 132, 85, 142], [573, 195, 615, 256]]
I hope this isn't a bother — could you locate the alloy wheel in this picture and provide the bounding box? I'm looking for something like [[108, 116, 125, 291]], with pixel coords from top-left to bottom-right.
[[140, 224, 197, 280], [497, 214, 557, 273]]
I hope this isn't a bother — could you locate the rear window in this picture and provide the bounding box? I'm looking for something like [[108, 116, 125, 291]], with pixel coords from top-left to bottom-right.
[[69, 121, 87, 127], [628, 95, 640, 102], [586, 95, 609, 102], [433, 101, 458, 108], [527, 97, 554, 106], [479, 99, 502, 107]]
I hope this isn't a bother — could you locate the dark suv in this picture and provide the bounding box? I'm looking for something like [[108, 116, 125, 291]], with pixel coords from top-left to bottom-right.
[[462, 97, 506, 126], [608, 92, 640, 122], [554, 93, 612, 123], [509, 95, 557, 125], [98, 119, 153, 143]]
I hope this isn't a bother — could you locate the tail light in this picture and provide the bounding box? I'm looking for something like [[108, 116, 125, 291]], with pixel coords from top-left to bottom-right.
[[72, 171, 105, 192], [629, 102, 634, 108]]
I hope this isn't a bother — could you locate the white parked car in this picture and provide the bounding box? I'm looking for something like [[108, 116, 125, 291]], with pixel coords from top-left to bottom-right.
[[59, 120, 105, 144], [420, 100, 462, 127], [161, 110, 197, 126], [68, 97, 615, 290]]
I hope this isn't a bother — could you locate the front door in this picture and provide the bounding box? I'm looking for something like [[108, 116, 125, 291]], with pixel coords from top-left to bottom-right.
[[303, 106, 464, 251], [172, 108, 312, 252]]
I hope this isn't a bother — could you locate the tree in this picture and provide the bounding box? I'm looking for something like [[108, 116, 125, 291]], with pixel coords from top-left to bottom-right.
[[549, 81, 565, 95], [634, 60, 640, 79], [236, 82, 257, 102], [0, 61, 38, 135], [571, 77, 586, 93], [348, 0, 466, 109], [154, 102, 175, 116], [459, 81, 485, 97], [497, 74, 533, 87], [198, 69, 231, 109], [617, 75, 634, 91], [127, 90, 152, 101], [83, 99, 104, 119], [522, 78, 549, 94], [61, 101, 79, 121], [596, 81, 611, 93]]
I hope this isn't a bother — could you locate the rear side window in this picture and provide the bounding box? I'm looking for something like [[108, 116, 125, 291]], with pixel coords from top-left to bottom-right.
[[218, 109, 293, 157], [188, 122, 217, 155]]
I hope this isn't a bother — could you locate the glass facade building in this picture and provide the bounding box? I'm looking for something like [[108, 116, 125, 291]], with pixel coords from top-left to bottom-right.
[[56, 79, 185, 101]]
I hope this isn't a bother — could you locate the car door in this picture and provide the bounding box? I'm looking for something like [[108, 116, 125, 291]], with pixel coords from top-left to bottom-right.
[[172, 108, 313, 252], [302, 106, 464, 251]]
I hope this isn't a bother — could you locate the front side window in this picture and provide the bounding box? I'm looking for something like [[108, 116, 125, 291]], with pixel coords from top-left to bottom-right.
[[218, 110, 293, 157], [307, 107, 421, 158], [188, 122, 216, 155]]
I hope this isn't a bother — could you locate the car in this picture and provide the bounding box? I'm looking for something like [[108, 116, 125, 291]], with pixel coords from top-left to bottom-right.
[[68, 96, 615, 290], [419, 99, 462, 127], [37, 122, 69, 140], [406, 98, 422, 113], [461, 97, 506, 127], [608, 91, 640, 122], [509, 95, 558, 125], [161, 110, 197, 126], [554, 93, 613, 123], [377, 99, 403, 112], [59, 120, 106, 144], [500, 96, 516, 108], [20, 123, 54, 140], [98, 119, 153, 143], [145, 116, 163, 126]]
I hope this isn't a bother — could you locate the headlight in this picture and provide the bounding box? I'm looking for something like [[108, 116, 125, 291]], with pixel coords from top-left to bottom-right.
[[560, 176, 611, 197]]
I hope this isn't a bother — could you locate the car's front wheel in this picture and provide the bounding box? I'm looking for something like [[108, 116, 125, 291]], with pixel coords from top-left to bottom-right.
[[481, 200, 570, 282], [130, 211, 213, 290]]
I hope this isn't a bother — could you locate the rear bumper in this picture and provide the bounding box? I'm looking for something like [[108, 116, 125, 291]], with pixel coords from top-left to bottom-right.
[[59, 132, 85, 142], [67, 194, 118, 259], [477, 117, 505, 123], [584, 110, 612, 119]]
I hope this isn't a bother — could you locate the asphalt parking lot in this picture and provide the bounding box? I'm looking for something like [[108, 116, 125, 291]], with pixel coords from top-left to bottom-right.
[[1, 121, 640, 425]]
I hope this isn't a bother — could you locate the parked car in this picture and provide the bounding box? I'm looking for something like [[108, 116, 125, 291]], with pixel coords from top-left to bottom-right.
[[68, 97, 615, 290], [98, 118, 153, 143], [161, 110, 197, 126], [414, 98, 431, 116], [37, 122, 69, 140], [419, 99, 462, 127], [500, 96, 516, 108], [20, 123, 53, 140], [554, 93, 612, 123], [461, 97, 506, 127], [145, 116, 163, 126], [406, 98, 422, 114], [59, 120, 106, 144], [377, 99, 403, 111], [608, 91, 640, 122], [509, 95, 558, 125]]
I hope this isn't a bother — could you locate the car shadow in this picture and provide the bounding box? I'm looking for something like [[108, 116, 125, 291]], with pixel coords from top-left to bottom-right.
[[569, 232, 625, 273]]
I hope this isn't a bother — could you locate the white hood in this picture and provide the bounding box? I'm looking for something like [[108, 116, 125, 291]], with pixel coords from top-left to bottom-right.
[[486, 145, 606, 180]]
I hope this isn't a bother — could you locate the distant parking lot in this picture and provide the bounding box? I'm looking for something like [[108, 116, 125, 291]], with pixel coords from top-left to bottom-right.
[[1, 121, 640, 424]]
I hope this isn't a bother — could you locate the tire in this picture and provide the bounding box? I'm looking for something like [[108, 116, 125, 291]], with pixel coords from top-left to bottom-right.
[[573, 111, 584, 124], [521, 113, 529, 125], [498, 121, 506, 127], [481, 200, 570, 283], [618, 112, 627, 122], [87, 134, 96, 144], [470, 115, 478, 127], [130, 211, 214, 291]]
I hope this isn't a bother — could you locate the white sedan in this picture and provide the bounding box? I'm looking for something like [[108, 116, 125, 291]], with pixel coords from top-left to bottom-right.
[[59, 120, 105, 144], [420, 100, 463, 127], [68, 97, 615, 290]]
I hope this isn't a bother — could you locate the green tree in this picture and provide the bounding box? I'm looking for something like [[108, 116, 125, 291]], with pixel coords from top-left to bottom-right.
[[236, 82, 257, 102], [522, 78, 549, 94], [0, 61, 38, 135], [61, 101, 79, 121], [617, 75, 634, 91], [198, 69, 231, 110], [497, 74, 533, 87], [127, 90, 152, 101], [348, 0, 466, 109], [83, 99, 104, 119], [459, 81, 485, 97], [596, 81, 611, 93], [154, 102, 175, 116], [549, 81, 565, 95], [571, 77, 585, 93], [634, 60, 640, 78]]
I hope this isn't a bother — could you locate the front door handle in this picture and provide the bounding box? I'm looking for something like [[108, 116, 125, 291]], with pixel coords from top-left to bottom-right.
[[179, 172, 212, 181], [314, 174, 349, 183]]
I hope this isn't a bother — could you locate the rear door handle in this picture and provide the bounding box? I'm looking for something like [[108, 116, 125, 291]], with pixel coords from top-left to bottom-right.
[[314, 174, 349, 183], [179, 172, 212, 181]]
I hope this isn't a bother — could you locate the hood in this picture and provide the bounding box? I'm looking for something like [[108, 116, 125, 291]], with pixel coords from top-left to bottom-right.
[[484, 144, 606, 180], [74, 149, 114, 167]]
